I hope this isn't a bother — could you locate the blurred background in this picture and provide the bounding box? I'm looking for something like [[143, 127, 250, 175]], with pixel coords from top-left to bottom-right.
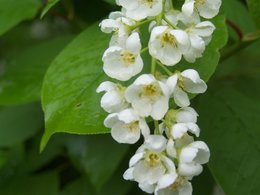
[[0, 0, 259, 194]]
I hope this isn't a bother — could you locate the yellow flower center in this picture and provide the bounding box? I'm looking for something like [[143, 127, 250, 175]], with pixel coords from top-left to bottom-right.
[[145, 152, 161, 167], [195, 0, 206, 8], [140, 82, 162, 101], [121, 51, 136, 66], [141, 0, 157, 8], [123, 121, 139, 132], [170, 176, 186, 190], [161, 31, 177, 48]]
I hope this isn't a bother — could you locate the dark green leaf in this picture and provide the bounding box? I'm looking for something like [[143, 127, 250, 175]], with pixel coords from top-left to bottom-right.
[[196, 76, 260, 195], [41, 0, 61, 19], [0, 0, 40, 36], [246, 0, 260, 28], [0, 36, 73, 105], [41, 24, 109, 150], [0, 172, 59, 195], [0, 103, 43, 147], [66, 135, 129, 190], [222, 0, 256, 34]]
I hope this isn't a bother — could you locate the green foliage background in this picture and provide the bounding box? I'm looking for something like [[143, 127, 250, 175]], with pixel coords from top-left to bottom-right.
[[0, 0, 259, 194]]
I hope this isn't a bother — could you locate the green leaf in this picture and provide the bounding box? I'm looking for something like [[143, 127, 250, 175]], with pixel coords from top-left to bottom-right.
[[222, 0, 256, 34], [66, 135, 129, 190], [0, 151, 8, 169], [41, 24, 109, 150], [41, 0, 61, 19], [0, 172, 59, 195], [60, 178, 96, 195], [246, 0, 260, 28], [196, 76, 260, 194], [0, 36, 73, 106], [174, 15, 228, 82], [0, 0, 40, 36], [103, 0, 116, 5], [0, 103, 43, 147]]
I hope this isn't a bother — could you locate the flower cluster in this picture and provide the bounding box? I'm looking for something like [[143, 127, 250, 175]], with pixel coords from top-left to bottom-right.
[[97, 0, 221, 194]]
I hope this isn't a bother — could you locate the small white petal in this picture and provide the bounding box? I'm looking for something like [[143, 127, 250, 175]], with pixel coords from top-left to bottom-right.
[[178, 163, 203, 176], [123, 167, 134, 180], [172, 123, 189, 139], [176, 107, 198, 123], [129, 152, 145, 167], [173, 86, 190, 107], [145, 135, 167, 153], [166, 139, 177, 158]]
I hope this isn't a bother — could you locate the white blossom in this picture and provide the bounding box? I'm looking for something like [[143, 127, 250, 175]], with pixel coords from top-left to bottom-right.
[[149, 26, 190, 66], [96, 81, 128, 113], [123, 135, 177, 193], [178, 141, 210, 177], [102, 32, 143, 81], [156, 177, 192, 195], [178, 13, 215, 62], [161, 107, 200, 139], [116, 0, 163, 21], [182, 0, 221, 19], [100, 11, 136, 46], [125, 74, 170, 120], [166, 69, 207, 107], [104, 109, 150, 144]]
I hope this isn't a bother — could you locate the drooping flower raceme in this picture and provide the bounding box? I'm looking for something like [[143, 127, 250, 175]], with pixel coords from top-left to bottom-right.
[[97, 0, 221, 194]]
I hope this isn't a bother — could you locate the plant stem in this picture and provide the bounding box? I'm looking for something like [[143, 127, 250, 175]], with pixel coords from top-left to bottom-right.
[[157, 61, 173, 76], [163, 16, 177, 29], [151, 58, 157, 74], [141, 47, 148, 54], [131, 17, 155, 30], [154, 120, 160, 134]]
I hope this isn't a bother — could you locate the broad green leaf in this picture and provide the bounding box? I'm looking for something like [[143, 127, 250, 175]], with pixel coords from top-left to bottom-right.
[[0, 172, 59, 195], [103, 0, 116, 5], [60, 178, 96, 195], [0, 103, 43, 147], [222, 0, 256, 34], [66, 135, 129, 190], [41, 0, 61, 19], [0, 151, 8, 168], [0, 0, 40, 36], [0, 36, 73, 105], [41, 24, 109, 150], [174, 15, 228, 81], [246, 0, 260, 28], [196, 76, 260, 194]]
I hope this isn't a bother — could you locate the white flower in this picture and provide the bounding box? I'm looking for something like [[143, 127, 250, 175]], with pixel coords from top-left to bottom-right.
[[104, 109, 150, 144], [156, 177, 192, 195], [100, 11, 135, 46], [162, 107, 200, 139], [178, 13, 215, 62], [182, 0, 221, 19], [149, 26, 190, 66], [178, 141, 210, 177], [116, 0, 163, 21], [125, 74, 170, 120], [96, 81, 128, 113], [102, 32, 143, 81], [166, 69, 207, 107], [123, 135, 177, 193]]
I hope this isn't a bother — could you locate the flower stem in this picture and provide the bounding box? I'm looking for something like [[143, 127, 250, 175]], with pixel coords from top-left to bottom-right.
[[154, 120, 160, 134], [141, 47, 148, 54], [151, 57, 157, 74], [131, 17, 155, 30], [163, 16, 177, 29], [157, 61, 173, 76]]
